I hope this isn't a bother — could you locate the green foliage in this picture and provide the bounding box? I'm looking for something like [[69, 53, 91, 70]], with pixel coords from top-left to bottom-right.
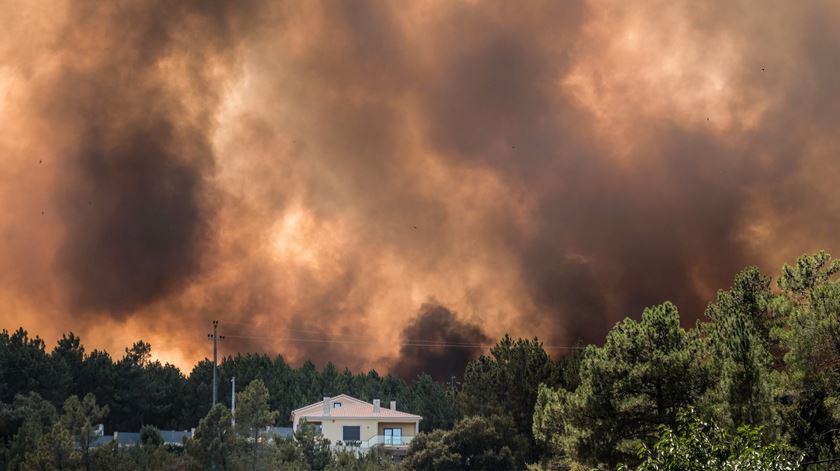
[[186, 404, 236, 470], [2, 327, 460, 439], [460, 335, 559, 460], [776, 250, 840, 297], [140, 425, 163, 447], [60, 393, 109, 471], [0, 329, 66, 405], [555, 340, 585, 392], [293, 422, 333, 470], [404, 374, 457, 432], [701, 267, 777, 431], [0, 330, 457, 469], [627, 408, 802, 470], [0, 391, 57, 439], [404, 415, 524, 471], [8, 250, 840, 469], [89, 440, 194, 471], [76, 350, 117, 430], [769, 251, 840, 459], [327, 447, 399, 471], [22, 422, 79, 471], [52, 333, 85, 401], [531, 384, 564, 460], [0, 392, 57, 469], [235, 379, 279, 440], [234, 379, 280, 470], [5, 419, 44, 470], [536, 302, 711, 468], [113, 342, 186, 432]]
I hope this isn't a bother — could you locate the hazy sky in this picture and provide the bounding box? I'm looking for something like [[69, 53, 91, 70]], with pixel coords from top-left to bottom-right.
[[1, 0, 838, 376]]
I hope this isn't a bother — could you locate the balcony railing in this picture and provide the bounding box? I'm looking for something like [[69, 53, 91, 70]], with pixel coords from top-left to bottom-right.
[[341, 434, 413, 450]]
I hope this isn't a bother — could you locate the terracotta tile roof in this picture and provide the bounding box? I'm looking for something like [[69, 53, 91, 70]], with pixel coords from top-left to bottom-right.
[[291, 394, 367, 414], [293, 395, 422, 420]]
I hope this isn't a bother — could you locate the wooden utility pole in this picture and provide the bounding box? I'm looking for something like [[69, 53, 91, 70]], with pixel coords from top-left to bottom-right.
[[207, 320, 225, 407], [231, 376, 236, 427]]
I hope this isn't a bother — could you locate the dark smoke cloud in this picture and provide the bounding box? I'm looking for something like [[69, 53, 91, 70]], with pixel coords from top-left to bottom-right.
[[44, 0, 259, 315], [392, 303, 489, 381], [56, 123, 209, 314], [1, 0, 839, 374]]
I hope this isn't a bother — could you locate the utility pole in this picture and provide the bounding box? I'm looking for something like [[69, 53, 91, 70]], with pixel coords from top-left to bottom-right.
[[207, 320, 225, 407], [231, 377, 236, 428]]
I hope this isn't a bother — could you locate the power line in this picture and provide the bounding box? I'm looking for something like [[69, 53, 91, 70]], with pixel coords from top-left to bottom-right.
[[217, 333, 585, 350], [224, 322, 574, 346], [213, 318, 589, 350], [226, 324, 394, 341]]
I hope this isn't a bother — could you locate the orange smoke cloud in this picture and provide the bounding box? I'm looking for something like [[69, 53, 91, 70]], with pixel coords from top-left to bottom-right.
[[1, 0, 838, 374]]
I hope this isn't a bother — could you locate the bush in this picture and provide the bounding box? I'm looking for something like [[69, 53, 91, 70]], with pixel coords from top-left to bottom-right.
[[626, 408, 803, 471]]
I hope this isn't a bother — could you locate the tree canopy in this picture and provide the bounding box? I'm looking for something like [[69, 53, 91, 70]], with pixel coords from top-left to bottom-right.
[[535, 302, 711, 467], [1, 251, 839, 469]]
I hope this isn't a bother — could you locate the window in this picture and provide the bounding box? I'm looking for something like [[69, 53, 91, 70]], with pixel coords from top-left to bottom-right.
[[342, 426, 360, 441], [384, 427, 402, 445], [333, 402, 342, 408], [298, 422, 322, 435]]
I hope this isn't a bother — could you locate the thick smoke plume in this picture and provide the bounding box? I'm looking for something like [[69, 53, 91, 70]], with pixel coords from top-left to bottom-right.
[[1, 0, 839, 375], [392, 303, 489, 381], [49, 1, 257, 314]]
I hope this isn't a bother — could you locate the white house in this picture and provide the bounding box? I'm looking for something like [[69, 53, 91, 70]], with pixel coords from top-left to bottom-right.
[[291, 394, 421, 452]]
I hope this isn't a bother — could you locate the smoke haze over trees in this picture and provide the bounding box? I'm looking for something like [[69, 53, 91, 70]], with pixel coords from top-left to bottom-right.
[[1, 251, 838, 469]]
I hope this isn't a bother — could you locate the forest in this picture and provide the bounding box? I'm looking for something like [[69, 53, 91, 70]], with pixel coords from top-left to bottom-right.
[[1, 251, 839, 470]]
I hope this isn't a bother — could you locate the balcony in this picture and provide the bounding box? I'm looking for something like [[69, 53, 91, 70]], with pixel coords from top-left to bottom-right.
[[349, 434, 414, 449]]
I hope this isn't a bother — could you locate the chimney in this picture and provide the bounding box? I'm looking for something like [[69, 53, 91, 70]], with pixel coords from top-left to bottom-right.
[[323, 397, 330, 416], [373, 399, 380, 414], [390, 400, 396, 411]]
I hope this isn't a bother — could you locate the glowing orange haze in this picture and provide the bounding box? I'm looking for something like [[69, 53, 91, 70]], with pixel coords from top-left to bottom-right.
[[0, 0, 838, 375]]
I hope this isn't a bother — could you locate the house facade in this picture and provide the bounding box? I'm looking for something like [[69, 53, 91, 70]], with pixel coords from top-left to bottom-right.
[[291, 394, 421, 452]]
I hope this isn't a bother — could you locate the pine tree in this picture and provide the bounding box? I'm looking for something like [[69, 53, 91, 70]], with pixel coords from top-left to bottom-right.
[[460, 335, 558, 461], [702, 267, 777, 431], [770, 251, 840, 459], [187, 404, 236, 471], [535, 302, 711, 468], [59, 393, 109, 471], [235, 379, 279, 470], [22, 422, 79, 471]]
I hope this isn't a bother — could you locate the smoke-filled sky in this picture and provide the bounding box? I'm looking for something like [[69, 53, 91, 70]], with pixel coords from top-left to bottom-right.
[[1, 0, 839, 378]]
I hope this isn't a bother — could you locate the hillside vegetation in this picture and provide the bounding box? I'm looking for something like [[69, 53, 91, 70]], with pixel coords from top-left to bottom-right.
[[2, 252, 839, 469]]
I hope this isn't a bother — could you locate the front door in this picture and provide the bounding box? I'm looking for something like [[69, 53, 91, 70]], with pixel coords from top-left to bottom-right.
[[384, 427, 402, 445]]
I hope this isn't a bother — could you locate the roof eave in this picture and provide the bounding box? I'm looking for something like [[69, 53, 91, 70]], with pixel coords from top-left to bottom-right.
[[295, 415, 422, 421], [290, 394, 369, 414]]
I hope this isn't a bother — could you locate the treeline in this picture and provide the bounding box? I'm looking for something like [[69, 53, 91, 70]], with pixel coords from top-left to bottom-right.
[[0, 380, 405, 470], [0, 331, 462, 433], [1, 251, 839, 470], [532, 252, 840, 469], [0, 333, 571, 470]]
